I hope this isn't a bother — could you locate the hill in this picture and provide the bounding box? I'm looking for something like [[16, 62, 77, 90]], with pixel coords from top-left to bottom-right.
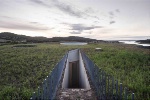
[[50, 36, 97, 42], [0, 32, 99, 43], [136, 39, 150, 44], [0, 32, 49, 43]]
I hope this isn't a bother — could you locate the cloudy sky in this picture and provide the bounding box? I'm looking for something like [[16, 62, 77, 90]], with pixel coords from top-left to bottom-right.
[[0, 0, 150, 40]]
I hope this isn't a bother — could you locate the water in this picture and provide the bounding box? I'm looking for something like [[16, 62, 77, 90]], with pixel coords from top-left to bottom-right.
[[60, 42, 87, 45], [119, 41, 150, 47]]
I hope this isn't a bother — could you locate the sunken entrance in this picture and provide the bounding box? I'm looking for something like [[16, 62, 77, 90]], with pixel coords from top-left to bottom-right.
[[62, 49, 90, 89]]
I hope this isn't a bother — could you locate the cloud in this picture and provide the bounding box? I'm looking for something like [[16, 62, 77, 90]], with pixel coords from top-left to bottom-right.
[[109, 9, 120, 19], [97, 28, 114, 34], [52, 0, 100, 20], [85, 7, 95, 13], [30, 0, 83, 18], [54, 1, 100, 20], [110, 21, 115, 24], [94, 21, 99, 24], [0, 16, 50, 31], [30, 22, 38, 24], [109, 11, 114, 16], [30, 0, 100, 20], [70, 31, 81, 34], [0, 16, 12, 19], [52, 0, 83, 18], [63, 23, 103, 34], [30, 0, 51, 8], [70, 24, 102, 31], [30, 0, 43, 4], [0, 20, 50, 31], [108, 11, 115, 20], [115, 9, 120, 13]]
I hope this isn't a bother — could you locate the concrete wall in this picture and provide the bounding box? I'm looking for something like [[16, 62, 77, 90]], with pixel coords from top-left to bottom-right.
[[62, 49, 90, 89], [62, 59, 69, 88], [79, 50, 90, 89]]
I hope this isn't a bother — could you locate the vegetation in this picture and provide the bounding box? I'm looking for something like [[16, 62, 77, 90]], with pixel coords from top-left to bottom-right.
[[0, 43, 68, 99], [0, 43, 149, 99], [12, 44, 37, 48], [83, 43, 150, 100]]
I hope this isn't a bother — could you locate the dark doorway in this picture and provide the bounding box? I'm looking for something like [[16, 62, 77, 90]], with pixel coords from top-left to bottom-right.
[[69, 61, 79, 88]]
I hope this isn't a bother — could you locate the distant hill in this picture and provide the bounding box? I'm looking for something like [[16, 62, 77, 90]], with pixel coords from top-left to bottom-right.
[[50, 36, 97, 42], [0, 32, 50, 42], [137, 39, 150, 44], [0, 32, 99, 43]]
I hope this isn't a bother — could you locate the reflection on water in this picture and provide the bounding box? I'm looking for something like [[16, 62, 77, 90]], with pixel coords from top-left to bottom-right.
[[119, 41, 150, 47], [60, 42, 87, 45]]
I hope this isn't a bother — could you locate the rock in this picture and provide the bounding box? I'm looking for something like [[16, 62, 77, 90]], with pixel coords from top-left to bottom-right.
[[95, 48, 103, 51], [61, 92, 67, 94], [87, 91, 92, 96]]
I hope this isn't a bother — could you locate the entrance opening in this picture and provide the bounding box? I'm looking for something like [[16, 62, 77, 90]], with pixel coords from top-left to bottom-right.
[[62, 49, 90, 89], [69, 61, 79, 88]]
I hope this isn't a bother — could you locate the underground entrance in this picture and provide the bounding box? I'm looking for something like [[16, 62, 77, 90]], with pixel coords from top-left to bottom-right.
[[62, 49, 91, 89], [69, 61, 79, 88]]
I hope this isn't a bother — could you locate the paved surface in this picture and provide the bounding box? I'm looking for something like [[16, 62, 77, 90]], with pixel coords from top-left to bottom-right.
[[56, 89, 97, 100]]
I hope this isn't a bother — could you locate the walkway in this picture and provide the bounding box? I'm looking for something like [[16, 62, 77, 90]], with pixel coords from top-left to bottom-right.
[[56, 49, 97, 99], [56, 89, 97, 100]]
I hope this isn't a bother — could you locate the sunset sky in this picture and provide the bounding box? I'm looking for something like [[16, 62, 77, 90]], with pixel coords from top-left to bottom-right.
[[0, 0, 150, 40]]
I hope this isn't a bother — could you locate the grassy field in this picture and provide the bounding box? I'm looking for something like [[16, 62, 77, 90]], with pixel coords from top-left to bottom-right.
[[0, 43, 149, 99], [83, 43, 150, 100]]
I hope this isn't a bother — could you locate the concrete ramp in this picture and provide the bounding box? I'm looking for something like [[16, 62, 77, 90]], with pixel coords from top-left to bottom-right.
[[62, 49, 90, 89], [56, 49, 96, 99]]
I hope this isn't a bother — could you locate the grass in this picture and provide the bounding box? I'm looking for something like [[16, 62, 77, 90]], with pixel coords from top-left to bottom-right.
[[0, 43, 149, 99], [83, 43, 150, 99], [12, 44, 37, 47]]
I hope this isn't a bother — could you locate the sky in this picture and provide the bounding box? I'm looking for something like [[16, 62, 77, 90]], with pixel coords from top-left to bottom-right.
[[0, 0, 150, 40]]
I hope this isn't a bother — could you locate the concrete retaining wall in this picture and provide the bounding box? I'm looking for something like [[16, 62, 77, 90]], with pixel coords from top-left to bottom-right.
[[62, 49, 90, 89]]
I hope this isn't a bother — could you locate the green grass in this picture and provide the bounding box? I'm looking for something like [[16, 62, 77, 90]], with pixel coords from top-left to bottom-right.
[[83, 43, 150, 99], [12, 44, 37, 47], [0, 43, 149, 99]]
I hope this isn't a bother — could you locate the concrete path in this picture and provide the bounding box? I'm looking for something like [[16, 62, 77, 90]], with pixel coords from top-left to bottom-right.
[[56, 89, 97, 100]]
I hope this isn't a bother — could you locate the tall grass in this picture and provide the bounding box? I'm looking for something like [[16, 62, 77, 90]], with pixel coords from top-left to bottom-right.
[[0, 43, 149, 99], [83, 43, 150, 99], [0, 44, 68, 99]]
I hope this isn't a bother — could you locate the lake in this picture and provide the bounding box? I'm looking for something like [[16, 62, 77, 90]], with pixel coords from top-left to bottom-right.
[[119, 41, 150, 47], [60, 42, 88, 45]]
